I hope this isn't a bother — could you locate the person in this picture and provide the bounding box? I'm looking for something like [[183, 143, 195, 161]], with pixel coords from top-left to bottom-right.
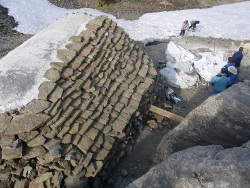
[[232, 47, 244, 69], [227, 66, 238, 86], [211, 68, 231, 95], [180, 20, 189, 36], [223, 57, 235, 76], [189, 20, 200, 31]]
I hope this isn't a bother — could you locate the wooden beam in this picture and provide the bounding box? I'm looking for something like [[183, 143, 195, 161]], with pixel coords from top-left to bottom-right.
[[149, 105, 184, 123]]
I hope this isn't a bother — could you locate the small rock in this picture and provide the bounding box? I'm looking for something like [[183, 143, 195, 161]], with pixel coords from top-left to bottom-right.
[[35, 172, 53, 183], [64, 176, 88, 188], [164, 103, 173, 109], [13, 179, 29, 188], [158, 124, 163, 129], [161, 120, 169, 126], [27, 135, 46, 147], [161, 120, 172, 128], [38, 81, 56, 100], [2, 139, 23, 160], [147, 120, 158, 129], [24, 146, 46, 159], [23, 165, 33, 178], [43, 68, 61, 82], [154, 114, 164, 124], [120, 169, 129, 176], [51, 171, 63, 188], [0, 112, 12, 133], [72, 165, 84, 175], [62, 134, 72, 144]]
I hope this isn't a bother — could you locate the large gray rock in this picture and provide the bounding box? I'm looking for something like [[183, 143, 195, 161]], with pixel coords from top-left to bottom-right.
[[157, 83, 250, 162], [128, 144, 250, 188]]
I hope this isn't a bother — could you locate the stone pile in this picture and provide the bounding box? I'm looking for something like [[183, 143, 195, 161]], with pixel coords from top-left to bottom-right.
[[0, 15, 157, 187]]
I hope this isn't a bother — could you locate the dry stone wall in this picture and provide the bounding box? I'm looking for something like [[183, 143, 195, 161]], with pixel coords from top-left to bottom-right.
[[0, 15, 157, 187]]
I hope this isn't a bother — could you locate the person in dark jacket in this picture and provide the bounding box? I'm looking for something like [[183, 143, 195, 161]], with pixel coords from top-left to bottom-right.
[[211, 68, 231, 95], [232, 47, 244, 68], [189, 20, 200, 31]]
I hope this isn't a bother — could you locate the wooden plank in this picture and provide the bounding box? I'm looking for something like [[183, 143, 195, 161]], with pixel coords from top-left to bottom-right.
[[149, 105, 184, 123]]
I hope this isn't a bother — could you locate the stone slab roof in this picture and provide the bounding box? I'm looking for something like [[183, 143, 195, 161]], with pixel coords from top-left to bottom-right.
[[0, 15, 157, 187]]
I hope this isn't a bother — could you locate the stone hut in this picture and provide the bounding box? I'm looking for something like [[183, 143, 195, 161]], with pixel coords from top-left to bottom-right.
[[0, 15, 157, 187]]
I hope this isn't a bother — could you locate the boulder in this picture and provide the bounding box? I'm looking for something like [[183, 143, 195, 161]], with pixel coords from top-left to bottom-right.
[[128, 144, 250, 188]]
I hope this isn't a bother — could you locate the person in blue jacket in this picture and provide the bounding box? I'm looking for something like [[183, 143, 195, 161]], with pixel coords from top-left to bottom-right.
[[211, 68, 231, 95], [227, 66, 238, 87], [232, 47, 244, 69]]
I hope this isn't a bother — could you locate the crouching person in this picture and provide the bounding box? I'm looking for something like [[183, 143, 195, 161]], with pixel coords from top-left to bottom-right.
[[211, 68, 231, 95], [189, 20, 200, 31]]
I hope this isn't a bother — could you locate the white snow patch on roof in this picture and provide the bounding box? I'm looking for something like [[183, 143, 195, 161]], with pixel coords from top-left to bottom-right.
[[0, 13, 93, 112]]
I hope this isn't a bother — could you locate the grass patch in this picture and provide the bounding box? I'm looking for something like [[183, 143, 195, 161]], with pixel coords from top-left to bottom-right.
[[100, 4, 115, 11], [91, 1, 114, 10], [126, 0, 145, 3], [200, 0, 219, 7]]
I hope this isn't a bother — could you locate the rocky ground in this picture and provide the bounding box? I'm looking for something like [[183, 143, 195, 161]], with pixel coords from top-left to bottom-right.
[[0, 5, 32, 58], [0, 1, 249, 188]]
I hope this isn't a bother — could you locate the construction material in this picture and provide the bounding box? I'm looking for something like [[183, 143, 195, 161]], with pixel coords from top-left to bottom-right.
[[149, 105, 184, 123]]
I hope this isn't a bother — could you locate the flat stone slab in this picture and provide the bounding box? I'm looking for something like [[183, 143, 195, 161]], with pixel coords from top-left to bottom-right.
[[5, 113, 51, 135]]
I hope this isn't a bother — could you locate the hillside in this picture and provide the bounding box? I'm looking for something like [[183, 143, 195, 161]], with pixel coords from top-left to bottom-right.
[[48, 0, 245, 20]]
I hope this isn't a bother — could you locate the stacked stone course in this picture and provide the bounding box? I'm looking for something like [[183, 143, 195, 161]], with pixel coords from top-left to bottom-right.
[[0, 15, 157, 187]]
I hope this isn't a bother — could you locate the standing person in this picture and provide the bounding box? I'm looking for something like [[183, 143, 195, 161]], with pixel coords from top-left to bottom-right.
[[189, 20, 200, 31], [232, 47, 244, 70], [180, 20, 189, 36], [211, 68, 231, 95], [223, 56, 235, 76], [227, 66, 238, 86]]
